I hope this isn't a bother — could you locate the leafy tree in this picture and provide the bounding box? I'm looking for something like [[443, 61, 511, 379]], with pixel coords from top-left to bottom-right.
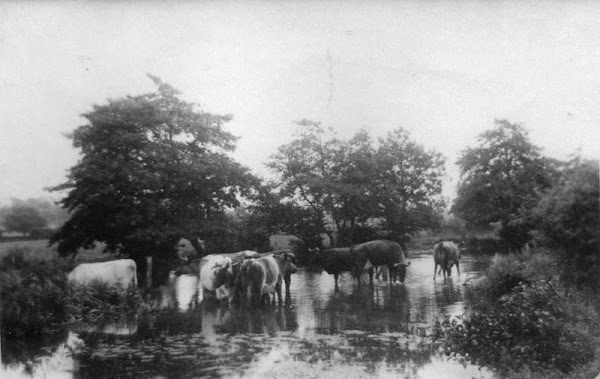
[[531, 157, 599, 285], [49, 75, 258, 260], [0, 198, 69, 229], [452, 120, 556, 248], [266, 121, 446, 246], [1, 206, 47, 236], [266, 120, 340, 245], [248, 182, 325, 250], [374, 128, 446, 238]]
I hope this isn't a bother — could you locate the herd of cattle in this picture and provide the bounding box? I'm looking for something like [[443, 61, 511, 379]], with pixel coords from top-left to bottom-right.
[[65, 238, 463, 310]]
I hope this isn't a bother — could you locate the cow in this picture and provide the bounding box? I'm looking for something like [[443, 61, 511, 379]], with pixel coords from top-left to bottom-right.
[[351, 240, 409, 285], [308, 247, 355, 289], [67, 259, 138, 289], [197, 254, 235, 305], [255, 249, 297, 294], [433, 241, 461, 280], [173, 238, 255, 306], [238, 253, 296, 307]]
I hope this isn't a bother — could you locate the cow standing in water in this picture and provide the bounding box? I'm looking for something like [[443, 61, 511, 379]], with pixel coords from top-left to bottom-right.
[[254, 249, 297, 295], [352, 240, 410, 284], [238, 253, 297, 307], [433, 241, 461, 280], [308, 247, 355, 290]]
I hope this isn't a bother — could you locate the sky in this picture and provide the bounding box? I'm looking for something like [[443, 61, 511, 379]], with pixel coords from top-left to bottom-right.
[[1, 1, 599, 208]]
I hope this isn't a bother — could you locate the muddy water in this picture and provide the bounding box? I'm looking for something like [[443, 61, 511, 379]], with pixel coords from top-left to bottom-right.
[[1, 253, 495, 378]]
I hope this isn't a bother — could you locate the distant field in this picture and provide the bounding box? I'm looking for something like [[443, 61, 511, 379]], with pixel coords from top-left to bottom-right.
[[0, 239, 109, 263]]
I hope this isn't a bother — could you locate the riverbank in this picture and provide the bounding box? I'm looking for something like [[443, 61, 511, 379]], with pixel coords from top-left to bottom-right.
[[434, 248, 600, 378]]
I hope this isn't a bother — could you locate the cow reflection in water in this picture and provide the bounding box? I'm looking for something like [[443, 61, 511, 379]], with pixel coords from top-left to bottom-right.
[[200, 302, 297, 337], [434, 279, 462, 306], [319, 285, 410, 333]]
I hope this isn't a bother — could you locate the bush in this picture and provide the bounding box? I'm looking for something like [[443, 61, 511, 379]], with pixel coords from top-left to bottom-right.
[[1, 261, 72, 338], [531, 158, 599, 287], [435, 252, 597, 375]]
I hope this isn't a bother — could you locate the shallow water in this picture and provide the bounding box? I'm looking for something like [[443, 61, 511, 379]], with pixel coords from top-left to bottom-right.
[[2, 253, 495, 378]]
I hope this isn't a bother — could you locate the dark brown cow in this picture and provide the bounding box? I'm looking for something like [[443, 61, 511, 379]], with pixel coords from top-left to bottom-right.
[[433, 241, 461, 280], [308, 247, 355, 289], [351, 240, 409, 284], [238, 253, 297, 307]]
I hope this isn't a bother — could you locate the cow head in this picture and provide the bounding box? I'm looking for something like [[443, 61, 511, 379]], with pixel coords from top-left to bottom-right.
[[394, 262, 410, 283], [307, 247, 321, 265], [213, 259, 234, 289], [276, 253, 298, 278], [176, 237, 207, 263]]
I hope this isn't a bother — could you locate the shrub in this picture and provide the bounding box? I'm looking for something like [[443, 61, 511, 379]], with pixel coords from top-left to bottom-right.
[[435, 253, 596, 375], [1, 263, 71, 338]]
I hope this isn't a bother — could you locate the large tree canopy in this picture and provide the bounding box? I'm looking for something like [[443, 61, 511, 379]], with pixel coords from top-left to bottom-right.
[[451, 120, 556, 246], [265, 120, 445, 246], [50, 75, 258, 258]]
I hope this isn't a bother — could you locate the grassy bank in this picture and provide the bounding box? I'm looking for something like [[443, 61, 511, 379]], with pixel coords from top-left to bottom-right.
[[434, 249, 600, 378]]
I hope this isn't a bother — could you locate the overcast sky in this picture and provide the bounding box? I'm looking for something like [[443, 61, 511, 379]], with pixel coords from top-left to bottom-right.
[[1, 1, 599, 208]]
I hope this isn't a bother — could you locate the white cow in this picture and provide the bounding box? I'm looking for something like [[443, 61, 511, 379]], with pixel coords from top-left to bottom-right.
[[67, 259, 138, 288], [197, 255, 234, 305]]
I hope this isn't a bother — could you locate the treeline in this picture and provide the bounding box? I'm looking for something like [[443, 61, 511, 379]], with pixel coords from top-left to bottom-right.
[[452, 120, 599, 286], [0, 198, 69, 239], [43, 75, 597, 285]]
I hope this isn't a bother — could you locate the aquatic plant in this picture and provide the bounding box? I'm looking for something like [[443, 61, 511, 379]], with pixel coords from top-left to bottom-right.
[[65, 282, 143, 324]]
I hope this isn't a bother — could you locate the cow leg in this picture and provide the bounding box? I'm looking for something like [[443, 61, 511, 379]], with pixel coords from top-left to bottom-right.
[[456, 261, 460, 276], [197, 281, 204, 304], [284, 278, 291, 304], [276, 282, 283, 305], [434, 263, 438, 280], [334, 273, 340, 291], [355, 262, 366, 284], [246, 285, 253, 307], [368, 268, 374, 283]]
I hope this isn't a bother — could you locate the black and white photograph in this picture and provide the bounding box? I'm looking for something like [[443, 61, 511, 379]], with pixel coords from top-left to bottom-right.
[[1, 2, 599, 378]]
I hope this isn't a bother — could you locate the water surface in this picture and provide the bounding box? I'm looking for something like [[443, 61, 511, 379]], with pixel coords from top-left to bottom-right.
[[2, 253, 494, 378]]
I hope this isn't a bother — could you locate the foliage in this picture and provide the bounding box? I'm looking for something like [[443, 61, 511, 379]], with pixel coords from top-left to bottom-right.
[[49, 75, 259, 259], [265, 120, 445, 246], [1, 206, 48, 236], [1, 259, 74, 338], [249, 181, 326, 249], [66, 283, 143, 324], [531, 157, 600, 286], [201, 207, 271, 254], [435, 253, 597, 375], [452, 120, 557, 248]]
